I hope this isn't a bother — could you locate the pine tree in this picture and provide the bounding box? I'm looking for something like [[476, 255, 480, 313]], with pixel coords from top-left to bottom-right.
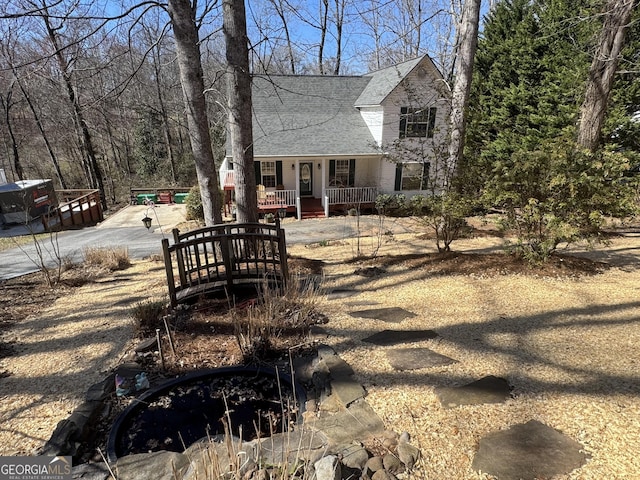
[[463, 0, 638, 261]]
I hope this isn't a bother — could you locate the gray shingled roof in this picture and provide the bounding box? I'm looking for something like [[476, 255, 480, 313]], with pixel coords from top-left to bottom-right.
[[250, 75, 380, 157], [355, 56, 426, 107]]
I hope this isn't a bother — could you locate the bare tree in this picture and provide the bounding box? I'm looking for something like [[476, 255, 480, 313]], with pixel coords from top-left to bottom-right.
[[33, 0, 107, 207], [223, 0, 257, 224], [167, 0, 222, 225], [577, 0, 636, 151], [447, 0, 481, 184], [332, 0, 346, 74], [0, 79, 24, 180]]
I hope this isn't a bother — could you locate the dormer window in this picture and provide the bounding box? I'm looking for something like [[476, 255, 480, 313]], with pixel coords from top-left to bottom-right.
[[399, 107, 437, 139]]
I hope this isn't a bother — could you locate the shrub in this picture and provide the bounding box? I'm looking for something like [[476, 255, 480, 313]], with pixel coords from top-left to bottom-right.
[[185, 185, 204, 221], [232, 276, 324, 362], [375, 193, 407, 216], [131, 300, 166, 337], [83, 246, 131, 271]]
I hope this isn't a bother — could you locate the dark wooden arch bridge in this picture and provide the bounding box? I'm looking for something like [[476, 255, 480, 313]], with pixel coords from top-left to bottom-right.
[[162, 221, 289, 307]]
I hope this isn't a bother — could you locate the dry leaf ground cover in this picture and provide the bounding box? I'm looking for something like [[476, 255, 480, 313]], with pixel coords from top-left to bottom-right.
[[1, 217, 639, 479]]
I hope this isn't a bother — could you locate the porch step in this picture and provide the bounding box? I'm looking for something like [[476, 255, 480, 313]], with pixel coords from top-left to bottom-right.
[[300, 198, 324, 219], [301, 211, 325, 219]]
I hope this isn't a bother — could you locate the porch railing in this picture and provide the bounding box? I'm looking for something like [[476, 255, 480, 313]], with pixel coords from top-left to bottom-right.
[[325, 186, 378, 205], [257, 189, 297, 207]]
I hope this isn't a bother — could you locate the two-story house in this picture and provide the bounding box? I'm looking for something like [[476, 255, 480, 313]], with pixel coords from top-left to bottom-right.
[[220, 54, 450, 219]]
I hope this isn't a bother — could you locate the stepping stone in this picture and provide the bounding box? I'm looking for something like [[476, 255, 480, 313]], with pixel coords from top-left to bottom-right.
[[386, 348, 457, 371], [350, 307, 416, 323], [354, 266, 386, 277], [435, 376, 512, 408], [362, 329, 438, 346], [472, 420, 588, 480], [326, 288, 360, 300]]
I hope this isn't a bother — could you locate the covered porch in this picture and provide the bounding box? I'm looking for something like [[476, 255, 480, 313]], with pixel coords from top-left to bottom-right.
[[220, 158, 379, 220]]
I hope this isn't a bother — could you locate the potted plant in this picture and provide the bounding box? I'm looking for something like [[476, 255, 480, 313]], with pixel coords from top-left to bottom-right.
[[264, 213, 275, 223]]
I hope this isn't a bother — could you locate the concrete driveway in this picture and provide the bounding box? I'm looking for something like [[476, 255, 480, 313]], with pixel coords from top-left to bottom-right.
[[0, 205, 414, 280]]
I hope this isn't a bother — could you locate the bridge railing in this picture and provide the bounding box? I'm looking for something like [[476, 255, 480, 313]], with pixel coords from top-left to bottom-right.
[[162, 221, 289, 306]]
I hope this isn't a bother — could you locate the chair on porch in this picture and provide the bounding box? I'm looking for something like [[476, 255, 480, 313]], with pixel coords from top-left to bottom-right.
[[257, 184, 266, 205]]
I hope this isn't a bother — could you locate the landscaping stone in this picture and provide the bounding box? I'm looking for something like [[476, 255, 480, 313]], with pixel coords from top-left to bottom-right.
[[39, 400, 104, 458], [184, 441, 260, 480], [253, 428, 329, 464], [115, 451, 189, 480], [472, 420, 589, 480], [371, 469, 398, 480], [85, 374, 116, 402], [364, 456, 384, 474], [349, 307, 417, 323], [315, 344, 366, 407], [397, 432, 421, 472], [354, 266, 386, 277], [336, 443, 370, 470], [362, 329, 438, 346], [326, 288, 360, 300], [307, 400, 386, 444], [386, 348, 457, 371], [314, 455, 341, 480], [382, 453, 404, 474], [71, 462, 111, 480], [134, 338, 158, 353], [435, 375, 512, 408]]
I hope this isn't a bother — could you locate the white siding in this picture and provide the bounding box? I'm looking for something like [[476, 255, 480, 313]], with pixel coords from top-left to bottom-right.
[[359, 107, 385, 146], [379, 58, 450, 192]]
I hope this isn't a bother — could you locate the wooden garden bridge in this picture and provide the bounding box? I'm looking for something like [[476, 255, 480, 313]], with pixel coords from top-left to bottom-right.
[[162, 221, 289, 306]]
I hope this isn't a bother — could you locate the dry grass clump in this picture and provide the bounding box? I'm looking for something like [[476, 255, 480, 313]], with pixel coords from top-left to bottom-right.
[[131, 299, 167, 337], [232, 277, 326, 362], [82, 246, 131, 271]]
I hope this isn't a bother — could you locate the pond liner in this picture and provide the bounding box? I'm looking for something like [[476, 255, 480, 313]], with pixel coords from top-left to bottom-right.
[[106, 365, 306, 462]]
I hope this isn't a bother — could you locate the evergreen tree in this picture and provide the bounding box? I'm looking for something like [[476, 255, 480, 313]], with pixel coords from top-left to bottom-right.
[[463, 0, 638, 261]]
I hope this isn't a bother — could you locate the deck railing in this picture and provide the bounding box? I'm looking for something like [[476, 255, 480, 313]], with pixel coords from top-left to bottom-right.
[[163, 222, 289, 306], [325, 186, 378, 205], [43, 189, 103, 230]]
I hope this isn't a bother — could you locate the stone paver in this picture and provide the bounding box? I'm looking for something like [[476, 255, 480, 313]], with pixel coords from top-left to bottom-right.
[[435, 375, 512, 408], [472, 420, 588, 480], [386, 348, 457, 371], [349, 307, 416, 323], [362, 329, 438, 346]]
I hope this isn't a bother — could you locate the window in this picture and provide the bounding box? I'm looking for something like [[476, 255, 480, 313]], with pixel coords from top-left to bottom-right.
[[395, 162, 430, 191], [399, 107, 437, 139], [329, 159, 355, 187], [261, 161, 276, 188], [334, 159, 350, 186]]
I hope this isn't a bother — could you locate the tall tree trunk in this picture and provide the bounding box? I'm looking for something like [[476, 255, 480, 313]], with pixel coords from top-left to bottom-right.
[[577, 0, 635, 151], [167, 0, 222, 225], [40, 7, 106, 208], [223, 0, 257, 224], [333, 0, 345, 75], [318, 0, 329, 74], [0, 88, 24, 181], [269, 0, 297, 74], [152, 45, 177, 184], [12, 66, 67, 189], [447, 0, 481, 186]]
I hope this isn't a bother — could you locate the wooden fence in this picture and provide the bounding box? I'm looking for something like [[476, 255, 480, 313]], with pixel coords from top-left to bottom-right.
[[162, 221, 289, 306]]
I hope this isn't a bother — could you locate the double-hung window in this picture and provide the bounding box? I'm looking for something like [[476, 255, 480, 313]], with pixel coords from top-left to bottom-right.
[[329, 159, 355, 187], [399, 107, 437, 139], [260, 161, 277, 188], [395, 162, 430, 191]]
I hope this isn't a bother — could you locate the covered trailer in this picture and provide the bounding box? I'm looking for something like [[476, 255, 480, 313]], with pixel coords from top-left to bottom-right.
[[0, 180, 58, 226]]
